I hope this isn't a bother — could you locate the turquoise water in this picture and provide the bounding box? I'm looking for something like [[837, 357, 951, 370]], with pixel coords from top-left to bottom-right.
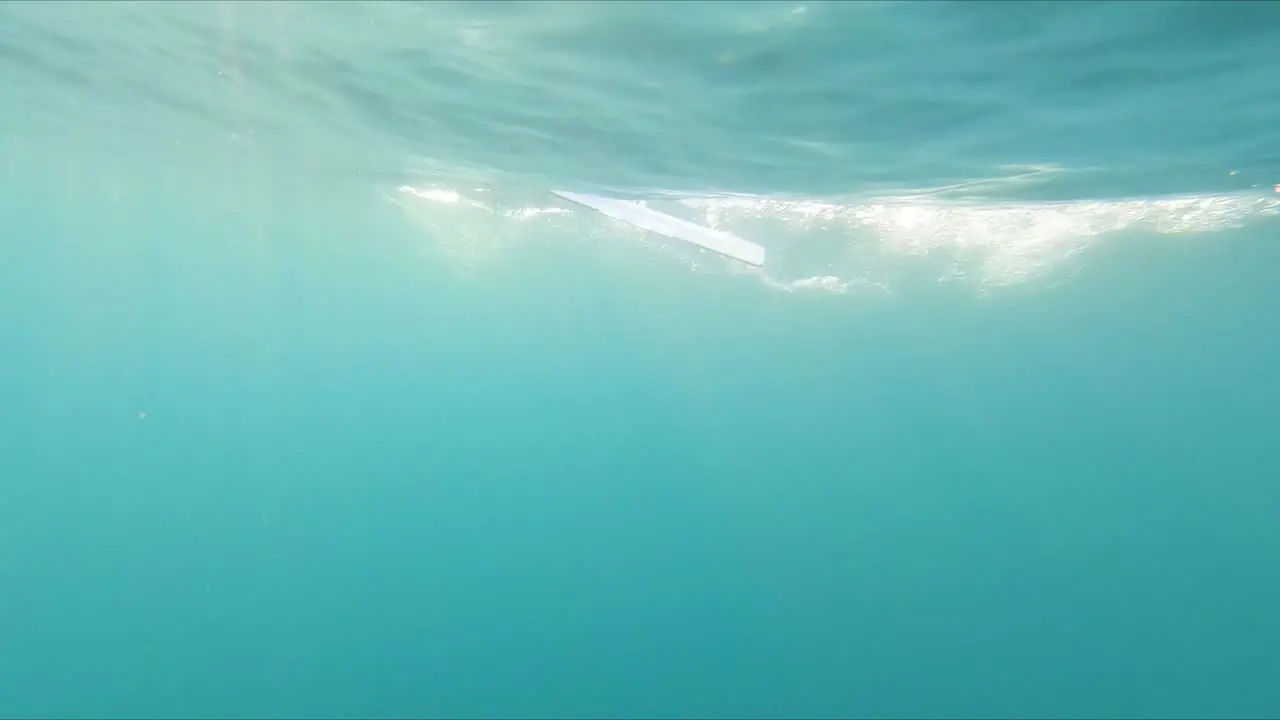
[[2, 2, 1279, 718]]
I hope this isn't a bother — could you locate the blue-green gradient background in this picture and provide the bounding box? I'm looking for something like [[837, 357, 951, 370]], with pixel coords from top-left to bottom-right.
[[2, 3, 1278, 718]]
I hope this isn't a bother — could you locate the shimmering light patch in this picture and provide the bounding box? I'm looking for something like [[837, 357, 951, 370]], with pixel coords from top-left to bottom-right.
[[393, 181, 1280, 294]]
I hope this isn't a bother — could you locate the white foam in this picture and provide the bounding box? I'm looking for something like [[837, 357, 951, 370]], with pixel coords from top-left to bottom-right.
[[394, 181, 1279, 294]]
